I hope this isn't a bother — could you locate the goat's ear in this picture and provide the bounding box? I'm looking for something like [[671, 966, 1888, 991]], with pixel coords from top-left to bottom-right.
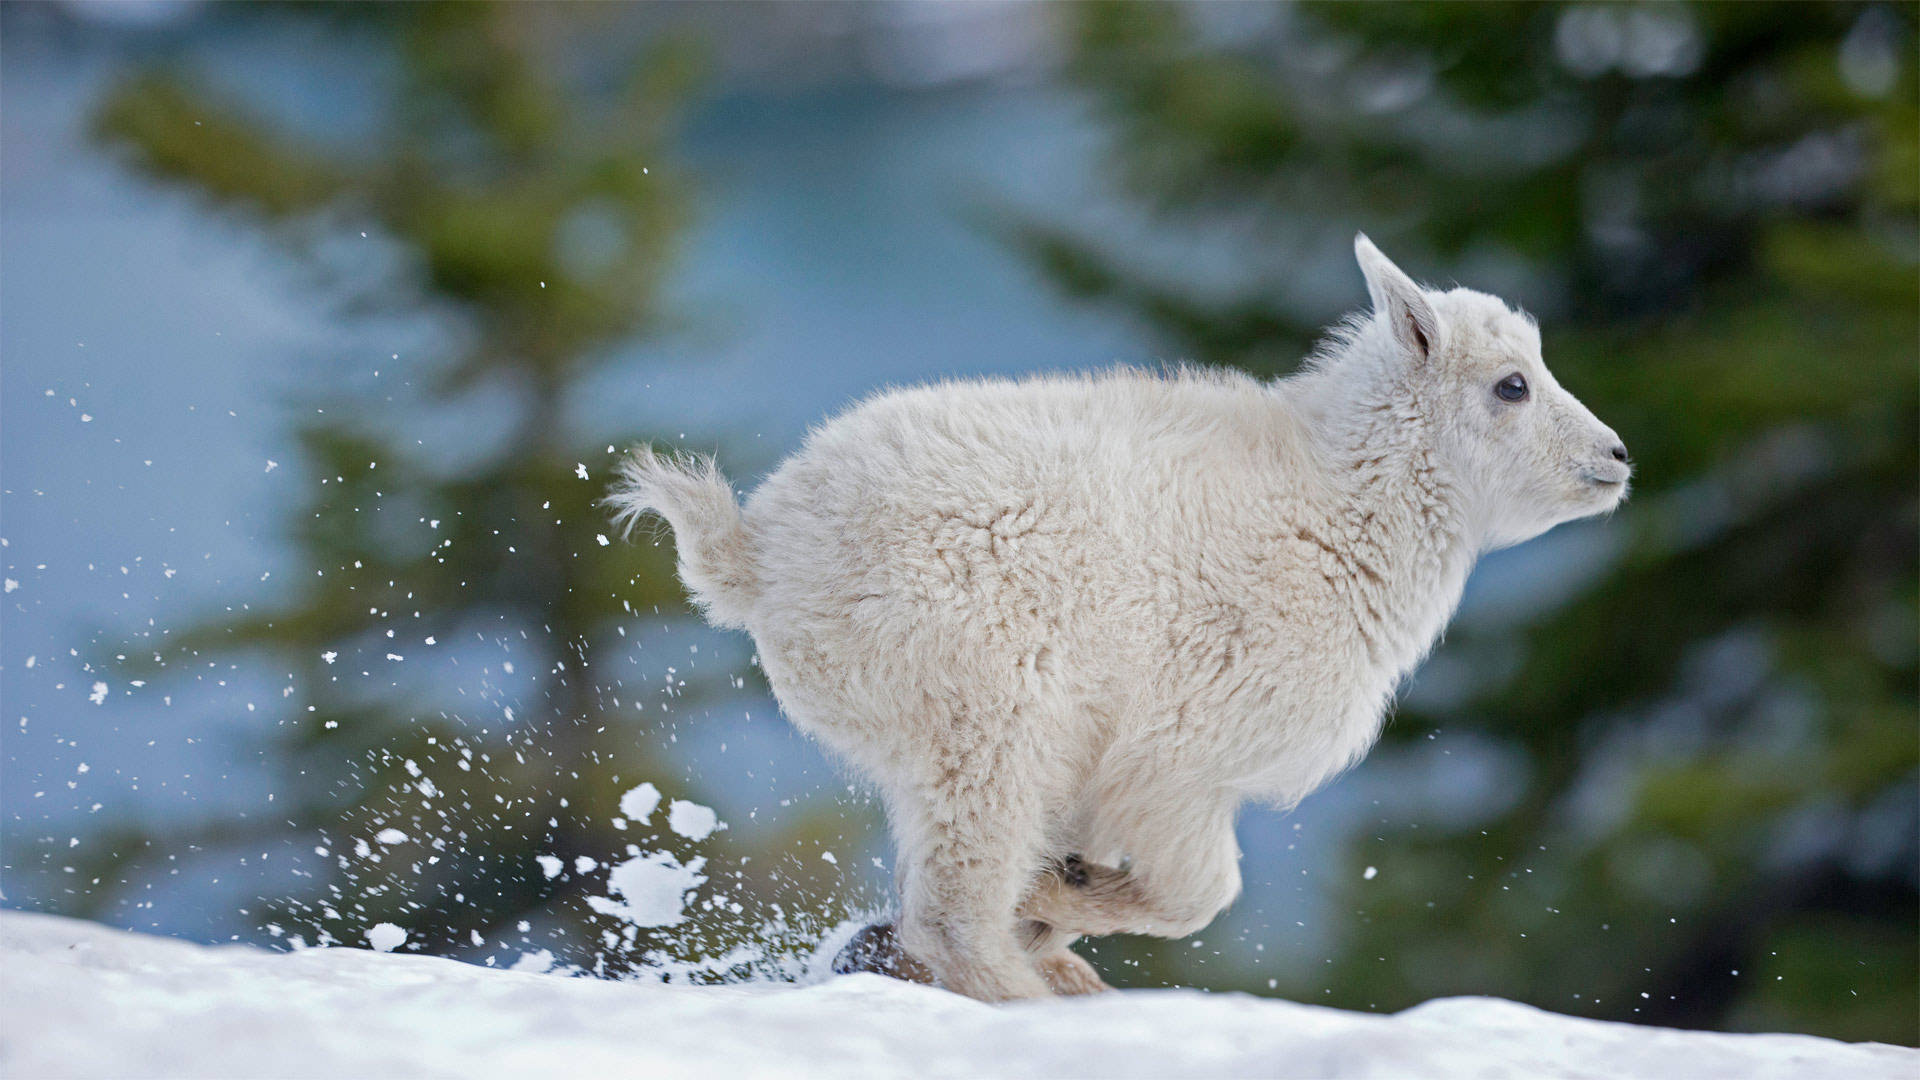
[[1355, 233, 1443, 364]]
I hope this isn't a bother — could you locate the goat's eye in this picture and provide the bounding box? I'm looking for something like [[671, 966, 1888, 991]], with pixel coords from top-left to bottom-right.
[[1495, 373, 1529, 403]]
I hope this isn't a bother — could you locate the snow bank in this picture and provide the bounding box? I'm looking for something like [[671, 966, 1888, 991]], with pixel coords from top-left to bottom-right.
[[1, 912, 1909, 1080]]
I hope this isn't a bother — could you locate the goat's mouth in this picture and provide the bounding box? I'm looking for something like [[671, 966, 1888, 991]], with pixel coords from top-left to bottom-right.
[[1576, 468, 1631, 507], [1580, 477, 1631, 511], [1579, 464, 1632, 488]]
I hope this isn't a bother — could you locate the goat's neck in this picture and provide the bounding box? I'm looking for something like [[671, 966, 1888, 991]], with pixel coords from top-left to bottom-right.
[[1309, 391, 1481, 679]]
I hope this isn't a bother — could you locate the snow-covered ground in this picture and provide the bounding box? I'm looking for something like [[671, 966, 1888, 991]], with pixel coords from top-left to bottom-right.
[[2, 912, 1910, 1080]]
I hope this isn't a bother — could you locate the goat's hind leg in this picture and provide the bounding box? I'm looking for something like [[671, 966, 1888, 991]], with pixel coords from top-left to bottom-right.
[[890, 731, 1057, 1001], [834, 889, 1109, 995]]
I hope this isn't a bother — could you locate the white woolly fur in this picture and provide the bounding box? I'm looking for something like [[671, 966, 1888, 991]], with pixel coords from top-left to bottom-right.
[[609, 236, 1630, 1001]]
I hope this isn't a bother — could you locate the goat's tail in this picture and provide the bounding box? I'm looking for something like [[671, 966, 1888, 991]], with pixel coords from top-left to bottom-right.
[[606, 448, 759, 630]]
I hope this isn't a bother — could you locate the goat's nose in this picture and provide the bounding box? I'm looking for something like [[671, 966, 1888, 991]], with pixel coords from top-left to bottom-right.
[[1609, 443, 1629, 464]]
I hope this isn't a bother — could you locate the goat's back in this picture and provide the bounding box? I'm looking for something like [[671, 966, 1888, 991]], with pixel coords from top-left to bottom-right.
[[738, 369, 1312, 723]]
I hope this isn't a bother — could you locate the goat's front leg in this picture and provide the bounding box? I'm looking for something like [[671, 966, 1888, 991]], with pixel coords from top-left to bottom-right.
[[1033, 944, 1112, 995], [1016, 906, 1113, 994], [1021, 803, 1242, 941]]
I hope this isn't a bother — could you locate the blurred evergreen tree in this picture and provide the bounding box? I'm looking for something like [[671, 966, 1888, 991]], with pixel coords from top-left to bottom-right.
[[1008, 0, 1916, 1044], [79, 5, 846, 973]]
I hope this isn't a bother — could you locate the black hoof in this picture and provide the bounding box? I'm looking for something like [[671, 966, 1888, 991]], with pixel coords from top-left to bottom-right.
[[831, 921, 933, 983], [1061, 853, 1090, 887], [1053, 852, 1129, 895]]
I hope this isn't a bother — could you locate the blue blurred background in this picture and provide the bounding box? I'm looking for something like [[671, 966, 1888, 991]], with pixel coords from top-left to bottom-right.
[[2, 1, 1913, 1043]]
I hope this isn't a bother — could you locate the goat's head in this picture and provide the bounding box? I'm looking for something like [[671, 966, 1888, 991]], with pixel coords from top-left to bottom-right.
[[1351, 234, 1629, 549]]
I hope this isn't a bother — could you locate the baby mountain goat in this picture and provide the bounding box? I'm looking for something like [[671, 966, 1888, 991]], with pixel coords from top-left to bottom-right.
[[608, 236, 1630, 1001]]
